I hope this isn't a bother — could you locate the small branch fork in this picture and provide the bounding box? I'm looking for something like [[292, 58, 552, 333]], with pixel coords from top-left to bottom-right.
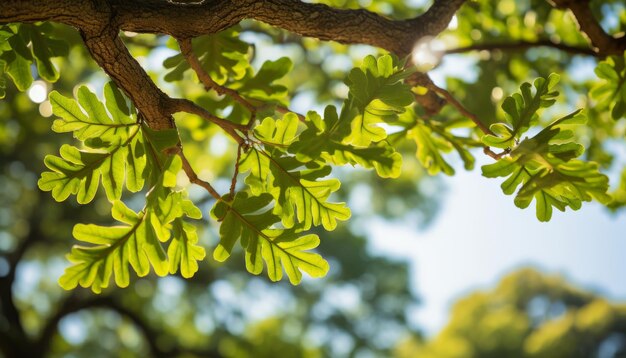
[[429, 84, 513, 160], [177, 37, 305, 125], [409, 74, 513, 160], [177, 38, 256, 112], [168, 146, 223, 201]]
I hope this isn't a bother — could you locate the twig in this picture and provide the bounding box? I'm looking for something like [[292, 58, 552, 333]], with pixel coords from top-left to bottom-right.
[[177, 38, 256, 112], [549, 0, 626, 56], [445, 39, 597, 56], [168, 98, 246, 145], [170, 146, 222, 200], [229, 145, 242, 198], [427, 84, 494, 135], [178, 38, 307, 128], [484, 147, 511, 160], [275, 105, 306, 122]]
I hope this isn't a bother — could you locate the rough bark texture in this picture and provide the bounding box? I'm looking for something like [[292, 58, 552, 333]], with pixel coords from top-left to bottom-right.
[[0, 0, 467, 130]]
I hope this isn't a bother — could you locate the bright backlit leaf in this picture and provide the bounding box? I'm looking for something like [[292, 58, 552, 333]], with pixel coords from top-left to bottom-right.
[[211, 192, 329, 284], [482, 77, 610, 221], [591, 53, 626, 120]]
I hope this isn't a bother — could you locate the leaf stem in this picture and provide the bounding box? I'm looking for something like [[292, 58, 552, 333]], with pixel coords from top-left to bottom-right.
[[427, 83, 493, 135], [483, 147, 511, 160], [177, 37, 304, 128], [178, 37, 257, 113], [229, 144, 242, 198], [168, 98, 246, 145], [171, 145, 222, 200]]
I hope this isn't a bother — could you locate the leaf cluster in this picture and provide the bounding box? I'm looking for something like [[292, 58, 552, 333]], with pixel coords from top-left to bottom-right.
[[591, 52, 626, 120], [37, 82, 205, 292], [196, 54, 418, 283], [482, 74, 610, 221], [0, 23, 67, 98]]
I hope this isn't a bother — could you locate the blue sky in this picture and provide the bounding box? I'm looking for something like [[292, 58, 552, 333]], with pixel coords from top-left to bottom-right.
[[367, 153, 626, 335]]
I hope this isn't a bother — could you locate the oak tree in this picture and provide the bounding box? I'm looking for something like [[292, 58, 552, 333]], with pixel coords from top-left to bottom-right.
[[1, 0, 625, 292]]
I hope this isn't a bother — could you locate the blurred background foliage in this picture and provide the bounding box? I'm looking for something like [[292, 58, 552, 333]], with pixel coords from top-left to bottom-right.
[[1, 0, 625, 357], [396, 269, 626, 358]]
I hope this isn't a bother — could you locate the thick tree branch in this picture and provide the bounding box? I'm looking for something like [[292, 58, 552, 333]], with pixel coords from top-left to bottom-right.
[[1, 0, 465, 56], [548, 0, 626, 56], [249, 0, 465, 56], [1, 0, 479, 149], [81, 27, 176, 130]]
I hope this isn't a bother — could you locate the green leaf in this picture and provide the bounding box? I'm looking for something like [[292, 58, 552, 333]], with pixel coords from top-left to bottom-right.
[[235, 57, 293, 106], [484, 73, 560, 147], [0, 59, 7, 99], [344, 54, 413, 146], [591, 53, 626, 120], [290, 107, 403, 178], [327, 143, 403, 178], [168, 219, 206, 278], [253, 113, 300, 147], [482, 123, 516, 149], [401, 108, 477, 175], [39, 144, 126, 203], [164, 27, 249, 84], [408, 122, 455, 176], [211, 192, 329, 284], [59, 201, 169, 294], [140, 124, 180, 152], [50, 84, 137, 145], [240, 148, 350, 230], [5, 50, 32, 91], [59, 172, 203, 293], [481, 84, 610, 221], [0, 24, 68, 92], [239, 146, 272, 195], [39, 85, 151, 202]]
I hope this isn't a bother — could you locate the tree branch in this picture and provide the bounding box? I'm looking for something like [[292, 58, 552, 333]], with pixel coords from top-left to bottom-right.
[[1, 0, 465, 56], [0, 0, 486, 151], [428, 83, 493, 135], [81, 26, 176, 130], [445, 39, 597, 56], [167, 98, 247, 145], [249, 0, 466, 56], [177, 38, 257, 114], [548, 0, 626, 56], [169, 146, 223, 201]]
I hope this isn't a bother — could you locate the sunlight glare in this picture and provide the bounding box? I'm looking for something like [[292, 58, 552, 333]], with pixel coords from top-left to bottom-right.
[[411, 36, 445, 71], [448, 15, 458, 30], [28, 81, 48, 103]]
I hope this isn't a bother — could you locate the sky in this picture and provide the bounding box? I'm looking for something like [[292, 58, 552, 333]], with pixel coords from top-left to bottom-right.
[[367, 153, 626, 335]]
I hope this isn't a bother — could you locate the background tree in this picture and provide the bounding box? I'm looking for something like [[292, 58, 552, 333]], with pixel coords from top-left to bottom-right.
[[1, 0, 625, 356], [397, 268, 626, 358]]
